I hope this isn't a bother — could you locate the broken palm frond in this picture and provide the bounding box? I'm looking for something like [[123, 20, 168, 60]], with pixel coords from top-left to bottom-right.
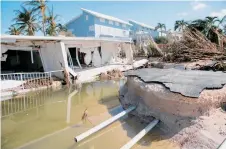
[[148, 35, 164, 56], [212, 29, 226, 51], [162, 28, 226, 62]]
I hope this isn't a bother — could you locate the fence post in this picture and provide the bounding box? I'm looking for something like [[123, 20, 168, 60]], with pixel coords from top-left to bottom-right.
[[20, 74, 24, 90]]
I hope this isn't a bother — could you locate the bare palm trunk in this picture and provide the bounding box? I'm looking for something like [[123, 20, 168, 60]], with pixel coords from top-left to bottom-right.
[[161, 28, 162, 36], [41, 8, 46, 36], [42, 21, 46, 36]]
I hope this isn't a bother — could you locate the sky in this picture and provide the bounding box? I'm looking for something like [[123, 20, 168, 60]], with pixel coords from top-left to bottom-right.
[[1, 1, 226, 35]]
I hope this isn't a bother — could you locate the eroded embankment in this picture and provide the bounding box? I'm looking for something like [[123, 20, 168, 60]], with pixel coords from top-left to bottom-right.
[[119, 68, 226, 149]]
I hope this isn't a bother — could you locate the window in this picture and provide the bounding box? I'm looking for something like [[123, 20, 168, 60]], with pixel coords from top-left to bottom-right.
[[86, 15, 88, 21], [109, 20, 113, 25], [100, 18, 105, 23], [115, 22, 119, 26], [122, 24, 126, 28], [123, 30, 126, 36], [89, 25, 94, 31]]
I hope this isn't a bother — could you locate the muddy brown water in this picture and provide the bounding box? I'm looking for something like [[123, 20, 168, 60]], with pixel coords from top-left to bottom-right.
[[1, 80, 179, 149]]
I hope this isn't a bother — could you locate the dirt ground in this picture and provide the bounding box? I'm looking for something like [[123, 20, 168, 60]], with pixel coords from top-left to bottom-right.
[[119, 77, 226, 149], [170, 108, 226, 149]]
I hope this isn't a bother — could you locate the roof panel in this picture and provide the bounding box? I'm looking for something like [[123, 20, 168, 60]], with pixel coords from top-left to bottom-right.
[[129, 19, 155, 30], [81, 8, 132, 26]]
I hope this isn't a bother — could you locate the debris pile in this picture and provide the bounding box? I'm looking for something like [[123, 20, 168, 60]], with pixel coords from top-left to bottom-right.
[[23, 78, 52, 89], [162, 28, 226, 62], [100, 69, 123, 80], [191, 61, 226, 71]]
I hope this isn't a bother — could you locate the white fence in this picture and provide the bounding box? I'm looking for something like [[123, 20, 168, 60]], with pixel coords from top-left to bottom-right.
[[1, 89, 66, 118], [1, 70, 63, 91]]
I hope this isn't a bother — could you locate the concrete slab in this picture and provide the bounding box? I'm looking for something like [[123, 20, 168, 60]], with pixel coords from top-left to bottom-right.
[[77, 59, 148, 83], [124, 68, 226, 97], [1, 80, 25, 90]]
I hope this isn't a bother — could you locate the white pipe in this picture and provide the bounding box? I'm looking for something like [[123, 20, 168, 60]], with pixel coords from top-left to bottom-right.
[[120, 119, 159, 149], [66, 89, 78, 123], [218, 139, 226, 149], [74, 106, 136, 142]]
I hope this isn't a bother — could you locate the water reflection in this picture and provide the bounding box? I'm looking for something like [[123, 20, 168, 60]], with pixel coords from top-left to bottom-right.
[[1, 80, 124, 149], [1, 79, 178, 149]]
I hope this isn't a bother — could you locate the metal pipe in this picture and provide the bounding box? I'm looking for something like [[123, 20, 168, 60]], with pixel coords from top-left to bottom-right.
[[120, 119, 159, 149], [74, 106, 136, 142]]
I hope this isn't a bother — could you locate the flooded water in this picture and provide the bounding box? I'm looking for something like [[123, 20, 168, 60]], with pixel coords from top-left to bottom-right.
[[1, 80, 179, 149]]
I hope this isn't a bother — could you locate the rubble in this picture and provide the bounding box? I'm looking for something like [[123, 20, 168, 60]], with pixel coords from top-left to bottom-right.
[[119, 68, 226, 149], [161, 28, 226, 62], [22, 78, 52, 89], [99, 69, 124, 80]]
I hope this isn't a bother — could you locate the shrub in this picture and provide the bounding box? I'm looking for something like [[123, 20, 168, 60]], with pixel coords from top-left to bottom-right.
[[147, 44, 162, 57], [154, 36, 169, 44]]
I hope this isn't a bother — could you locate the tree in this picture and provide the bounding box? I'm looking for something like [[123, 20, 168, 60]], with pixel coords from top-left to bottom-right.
[[174, 20, 188, 31], [6, 25, 23, 35], [45, 6, 60, 36], [218, 15, 226, 28], [57, 23, 67, 33], [25, 0, 48, 36], [187, 16, 226, 47], [189, 16, 220, 37], [155, 23, 166, 36], [13, 6, 39, 35], [223, 25, 226, 35]]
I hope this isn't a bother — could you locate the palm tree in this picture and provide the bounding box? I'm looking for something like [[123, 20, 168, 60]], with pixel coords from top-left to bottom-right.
[[204, 16, 220, 36], [25, 0, 48, 36], [13, 6, 39, 35], [174, 20, 188, 31], [155, 23, 166, 36], [57, 23, 67, 32], [189, 16, 220, 37], [188, 16, 224, 46], [6, 25, 23, 35], [223, 25, 226, 35], [218, 15, 226, 28], [45, 6, 60, 36]]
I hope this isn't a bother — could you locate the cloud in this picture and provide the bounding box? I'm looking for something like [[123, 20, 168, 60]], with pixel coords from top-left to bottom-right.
[[177, 12, 188, 17], [191, 1, 207, 11], [210, 9, 226, 18]]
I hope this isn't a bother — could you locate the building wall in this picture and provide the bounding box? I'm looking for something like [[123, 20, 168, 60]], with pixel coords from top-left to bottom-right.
[[94, 17, 130, 38], [66, 12, 95, 37], [94, 24, 130, 38], [39, 42, 67, 78], [95, 17, 130, 30], [129, 21, 159, 38], [66, 11, 131, 38]]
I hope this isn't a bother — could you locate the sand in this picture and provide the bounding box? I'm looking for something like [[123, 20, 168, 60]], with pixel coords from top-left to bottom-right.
[[119, 76, 226, 149]]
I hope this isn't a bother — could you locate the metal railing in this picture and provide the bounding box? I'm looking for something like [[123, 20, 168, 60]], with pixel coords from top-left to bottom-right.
[[1, 70, 63, 92], [1, 89, 66, 118]]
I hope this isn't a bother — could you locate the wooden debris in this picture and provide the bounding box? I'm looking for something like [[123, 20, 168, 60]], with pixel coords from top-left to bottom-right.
[[162, 28, 226, 62], [100, 69, 123, 80]]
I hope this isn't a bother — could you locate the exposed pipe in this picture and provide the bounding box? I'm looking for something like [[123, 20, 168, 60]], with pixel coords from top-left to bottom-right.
[[74, 106, 136, 142], [120, 119, 159, 149], [66, 89, 78, 124], [218, 138, 226, 149]]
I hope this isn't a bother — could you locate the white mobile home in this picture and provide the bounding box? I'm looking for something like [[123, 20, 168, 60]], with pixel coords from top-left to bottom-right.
[[1, 35, 146, 92]]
